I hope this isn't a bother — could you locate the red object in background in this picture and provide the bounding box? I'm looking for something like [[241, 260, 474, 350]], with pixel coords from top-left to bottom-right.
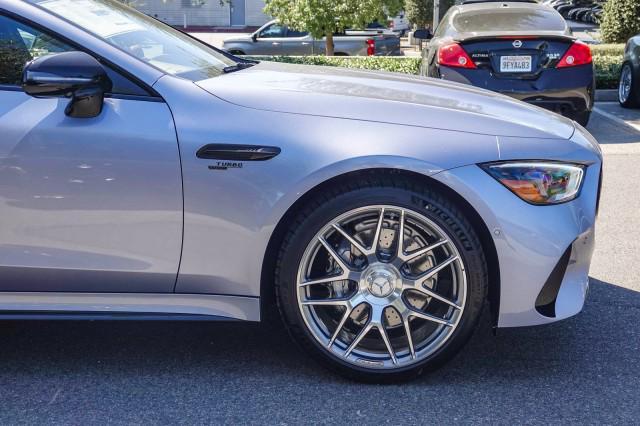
[[366, 38, 376, 56]]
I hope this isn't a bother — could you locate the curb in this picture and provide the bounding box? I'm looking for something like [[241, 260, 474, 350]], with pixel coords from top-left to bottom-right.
[[595, 89, 617, 102]]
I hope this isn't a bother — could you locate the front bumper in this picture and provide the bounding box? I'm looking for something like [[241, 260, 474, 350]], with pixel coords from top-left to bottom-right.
[[433, 127, 602, 327]]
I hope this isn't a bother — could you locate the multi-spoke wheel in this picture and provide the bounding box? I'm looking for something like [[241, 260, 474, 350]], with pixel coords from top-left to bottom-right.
[[275, 178, 487, 382], [619, 63, 640, 109]]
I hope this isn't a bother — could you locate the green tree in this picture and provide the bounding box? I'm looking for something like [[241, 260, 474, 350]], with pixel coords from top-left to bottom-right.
[[405, 0, 455, 29], [405, 0, 431, 29], [264, 0, 404, 56], [600, 0, 640, 43]]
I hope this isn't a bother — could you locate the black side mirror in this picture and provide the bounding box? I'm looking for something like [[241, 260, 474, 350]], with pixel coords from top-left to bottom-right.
[[414, 29, 433, 40], [251, 33, 258, 42], [22, 51, 112, 119]]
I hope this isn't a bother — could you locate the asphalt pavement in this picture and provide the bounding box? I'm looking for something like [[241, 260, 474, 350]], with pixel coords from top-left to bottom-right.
[[1, 104, 639, 425]]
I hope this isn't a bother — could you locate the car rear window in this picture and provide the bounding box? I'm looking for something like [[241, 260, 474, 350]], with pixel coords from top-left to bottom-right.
[[452, 8, 566, 32]]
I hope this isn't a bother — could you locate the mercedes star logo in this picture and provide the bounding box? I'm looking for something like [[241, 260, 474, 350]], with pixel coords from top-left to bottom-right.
[[369, 275, 393, 297], [372, 278, 391, 296], [513, 40, 523, 48]]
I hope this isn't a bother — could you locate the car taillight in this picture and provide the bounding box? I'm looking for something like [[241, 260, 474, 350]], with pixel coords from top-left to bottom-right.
[[366, 38, 375, 56], [438, 42, 476, 69], [557, 41, 592, 68]]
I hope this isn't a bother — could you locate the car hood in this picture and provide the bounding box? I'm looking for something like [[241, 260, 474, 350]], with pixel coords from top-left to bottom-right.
[[222, 35, 253, 44], [196, 61, 575, 139]]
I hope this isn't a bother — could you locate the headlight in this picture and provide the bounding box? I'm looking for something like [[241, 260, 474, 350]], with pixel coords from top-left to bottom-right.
[[480, 162, 585, 205]]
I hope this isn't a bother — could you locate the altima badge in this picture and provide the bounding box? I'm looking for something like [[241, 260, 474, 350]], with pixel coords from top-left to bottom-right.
[[513, 40, 523, 48]]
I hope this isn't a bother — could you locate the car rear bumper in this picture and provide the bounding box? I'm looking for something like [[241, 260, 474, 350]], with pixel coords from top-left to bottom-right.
[[508, 91, 592, 121], [438, 64, 595, 117], [432, 128, 602, 327]]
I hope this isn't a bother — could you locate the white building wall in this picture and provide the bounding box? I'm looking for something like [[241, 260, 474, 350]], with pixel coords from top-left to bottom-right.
[[245, 0, 270, 26], [133, 0, 230, 27], [130, 0, 270, 27]]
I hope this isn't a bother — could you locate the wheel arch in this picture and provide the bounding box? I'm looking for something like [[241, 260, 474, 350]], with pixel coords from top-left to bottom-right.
[[259, 167, 501, 327]]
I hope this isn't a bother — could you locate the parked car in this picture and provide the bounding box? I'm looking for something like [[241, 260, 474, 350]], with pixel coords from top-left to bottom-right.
[[421, 0, 595, 125], [388, 11, 411, 36], [223, 20, 400, 56], [619, 34, 640, 108], [348, 21, 394, 34], [542, 0, 604, 24], [1, 0, 602, 382]]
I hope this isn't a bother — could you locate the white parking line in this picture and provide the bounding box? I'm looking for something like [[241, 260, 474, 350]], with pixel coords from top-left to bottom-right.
[[593, 106, 640, 133]]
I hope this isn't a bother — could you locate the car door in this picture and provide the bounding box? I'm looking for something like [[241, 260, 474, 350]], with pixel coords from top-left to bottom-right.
[[279, 28, 313, 55], [0, 14, 183, 293], [254, 22, 285, 55]]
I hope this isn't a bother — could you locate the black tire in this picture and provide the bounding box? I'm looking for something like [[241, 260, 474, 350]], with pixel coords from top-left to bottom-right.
[[228, 50, 245, 56], [619, 62, 640, 108], [274, 174, 488, 383], [574, 110, 591, 127]]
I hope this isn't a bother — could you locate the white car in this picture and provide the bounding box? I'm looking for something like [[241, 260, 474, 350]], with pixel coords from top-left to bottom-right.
[[389, 11, 410, 36], [0, 0, 602, 382]]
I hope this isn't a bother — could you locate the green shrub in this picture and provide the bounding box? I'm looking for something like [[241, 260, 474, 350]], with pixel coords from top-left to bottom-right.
[[591, 43, 625, 56], [594, 54, 623, 89], [246, 55, 422, 74], [247, 52, 623, 89], [600, 0, 640, 43], [591, 44, 625, 89]]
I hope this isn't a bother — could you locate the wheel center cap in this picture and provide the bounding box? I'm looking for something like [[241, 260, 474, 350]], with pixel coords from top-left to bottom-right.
[[364, 266, 398, 298]]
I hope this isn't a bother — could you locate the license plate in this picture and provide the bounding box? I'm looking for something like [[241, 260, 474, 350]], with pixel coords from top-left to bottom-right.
[[500, 55, 532, 72]]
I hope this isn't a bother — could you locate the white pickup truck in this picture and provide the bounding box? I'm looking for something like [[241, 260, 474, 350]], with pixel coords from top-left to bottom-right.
[[223, 20, 401, 56]]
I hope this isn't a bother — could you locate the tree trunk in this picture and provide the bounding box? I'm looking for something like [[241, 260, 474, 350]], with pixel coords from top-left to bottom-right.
[[325, 32, 335, 56]]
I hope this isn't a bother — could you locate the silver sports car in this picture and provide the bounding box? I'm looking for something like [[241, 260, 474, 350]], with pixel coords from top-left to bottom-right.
[[0, 0, 601, 382]]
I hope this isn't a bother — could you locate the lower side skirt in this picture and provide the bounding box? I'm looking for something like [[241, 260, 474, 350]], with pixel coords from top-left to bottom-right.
[[0, 292, 260, 322], [0, 312, 237, 321]]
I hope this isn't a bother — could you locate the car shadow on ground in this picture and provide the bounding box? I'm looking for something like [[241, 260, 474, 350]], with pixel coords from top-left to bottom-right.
[[0, 278, 638, 423]]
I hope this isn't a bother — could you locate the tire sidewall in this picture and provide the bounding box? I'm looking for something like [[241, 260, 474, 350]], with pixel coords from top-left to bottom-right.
[[276, 184, 487, 381], [619, 63, 639, 108]]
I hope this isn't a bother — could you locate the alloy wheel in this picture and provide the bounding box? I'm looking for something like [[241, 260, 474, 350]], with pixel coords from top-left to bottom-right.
[[296, 205, 467, 369], [619, 64, 632, 104]]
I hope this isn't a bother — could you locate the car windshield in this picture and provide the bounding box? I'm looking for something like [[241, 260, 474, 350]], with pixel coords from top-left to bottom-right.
[[29, 0, 237, 81], [452, 8, 567, 32]]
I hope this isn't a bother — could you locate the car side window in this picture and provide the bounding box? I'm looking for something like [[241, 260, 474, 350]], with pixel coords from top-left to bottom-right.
[[0, 14, 153, 97], [286, 28, 309, 38], [0, 14, 73, 85], [259, 24, 286, 38]]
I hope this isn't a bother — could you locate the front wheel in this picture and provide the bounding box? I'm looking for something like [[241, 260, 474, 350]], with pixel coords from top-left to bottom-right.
[[275, 177, 488, 382], [619, 63, 640, 108]]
